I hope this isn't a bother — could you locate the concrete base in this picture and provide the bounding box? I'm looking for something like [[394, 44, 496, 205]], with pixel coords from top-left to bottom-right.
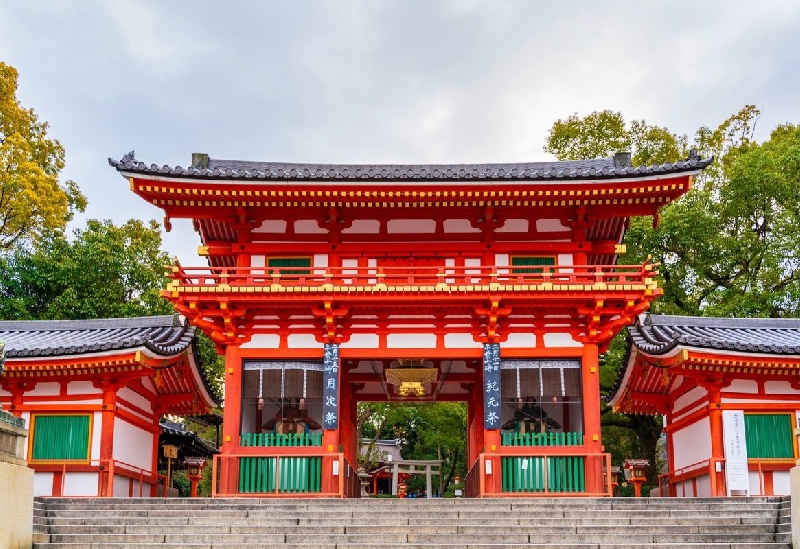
[[0, 460, 34, 549], [791, 466, 800, 549]]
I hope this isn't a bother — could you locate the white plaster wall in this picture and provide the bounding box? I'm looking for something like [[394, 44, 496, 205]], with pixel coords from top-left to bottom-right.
[[696, 475, 712, 497], [313, 254, 328, 268], [764, 381, 800, 395], [341, 334, 380, 348], [502, 333, 536, 348], [252, 220, 287, 233], [68, 381, 100, 395], [294, 220, 326, 234], [25, 383, 60, 396], [749, 472, 762, 495], [672, 479, 695, 497], [252, 255, 265, 268], [241, 334, 281, 349], [386, 333, 437, 348], [557, 254, 573, 266], [443, 219, 480, 233], [63, 472, 99, 496], [113, 418, 153, 472], [496, 219, 528, 233], [673, 386, 707, 417], [773, 471, 791, 495], [543, 333, 581, 348], [287, 334, 322, 348], [342, 219, 380, 234], [495, 254, 509, 267], [671, 417, 711, 470], [536, 219, 568, 232], [387, 219, 435, 233], [90, 412, 103, 460], [443, 333, 481, 348], [726, 379, 758, 394], [113, 475, 131, 497], [118, 387, 152, 416], [33, 471, 54, 497]]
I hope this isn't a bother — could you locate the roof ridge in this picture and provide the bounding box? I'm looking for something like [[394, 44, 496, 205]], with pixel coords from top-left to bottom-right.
[[0, 315, 178, 331]]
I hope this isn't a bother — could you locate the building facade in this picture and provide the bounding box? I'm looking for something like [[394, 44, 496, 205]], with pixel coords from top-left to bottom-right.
[[112, 151, 709, 497], [0, 315, 218, 497], [608, 313, 800, 497]]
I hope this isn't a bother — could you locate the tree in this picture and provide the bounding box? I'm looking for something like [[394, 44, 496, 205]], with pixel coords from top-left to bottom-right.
[[0, 219, 172, 319], [0, 61, 86, 248], [358, 402, 466, 495], [544, 106, 800, 483], [0, 219, 224, 392]]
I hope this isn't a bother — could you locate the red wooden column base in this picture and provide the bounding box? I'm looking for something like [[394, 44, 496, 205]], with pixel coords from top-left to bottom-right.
[[483, 429, 502, 495], [581, 343, 604, 494], [322, 429, 340, 494], [220, 345, 243, 495]]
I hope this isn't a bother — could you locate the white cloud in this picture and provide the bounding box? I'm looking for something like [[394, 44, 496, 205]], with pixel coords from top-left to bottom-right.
[[1, 0, 798, 264]]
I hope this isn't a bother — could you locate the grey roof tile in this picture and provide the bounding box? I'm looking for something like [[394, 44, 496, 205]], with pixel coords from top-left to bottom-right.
[[0, 315, 194, 358], [109, 153, 712, 182], [629, 313, 800, 356]]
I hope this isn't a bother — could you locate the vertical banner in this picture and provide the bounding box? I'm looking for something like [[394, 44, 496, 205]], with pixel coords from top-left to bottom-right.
[[722, 410, 749, 495], [483, 343, 501, 429], [323, 343, 339, 430]]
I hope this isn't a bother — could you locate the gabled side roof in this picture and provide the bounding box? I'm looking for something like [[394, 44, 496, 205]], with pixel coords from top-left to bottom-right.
[[629, 314, 800, 356], [0, 315, 221, 410], [0, 315, 194, 358], [109, 152, 712, 183], [606, 313, 800, 413]]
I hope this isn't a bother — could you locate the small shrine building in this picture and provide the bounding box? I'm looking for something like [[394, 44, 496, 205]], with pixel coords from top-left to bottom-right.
[[0, 315, 219, 497], [111, 151, 710, 497], [608, 313, 800, 497]]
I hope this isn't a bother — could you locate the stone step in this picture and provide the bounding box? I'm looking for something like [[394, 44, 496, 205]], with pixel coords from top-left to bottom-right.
[[31, 545, 794, 549], [34, 496, 790, 549]]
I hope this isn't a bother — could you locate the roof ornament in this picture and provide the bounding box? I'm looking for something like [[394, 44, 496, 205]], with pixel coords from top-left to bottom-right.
[[121, 150, 136, 163], [613, 152, 632, 169], [688, 149, 700, 161]]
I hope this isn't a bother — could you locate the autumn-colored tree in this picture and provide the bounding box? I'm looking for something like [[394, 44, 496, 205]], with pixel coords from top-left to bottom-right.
[[0, 61, 86, 248]]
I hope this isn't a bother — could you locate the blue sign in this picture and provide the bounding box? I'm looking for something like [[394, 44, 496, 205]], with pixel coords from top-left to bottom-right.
[[323, 343, 339, 429], [483, 343, 501, 429]]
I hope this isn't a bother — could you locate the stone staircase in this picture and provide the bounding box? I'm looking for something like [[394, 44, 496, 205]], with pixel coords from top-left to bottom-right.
[[33, 496, 791, 549]]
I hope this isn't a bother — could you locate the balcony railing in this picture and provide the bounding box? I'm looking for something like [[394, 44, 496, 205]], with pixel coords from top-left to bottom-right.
[[212, 452, 360, 498], [166, 262, 658, 296], [465, 451, 612, 497]]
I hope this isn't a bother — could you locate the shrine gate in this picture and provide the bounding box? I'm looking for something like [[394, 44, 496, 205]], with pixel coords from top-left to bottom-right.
[[111, 151, 710, 497]]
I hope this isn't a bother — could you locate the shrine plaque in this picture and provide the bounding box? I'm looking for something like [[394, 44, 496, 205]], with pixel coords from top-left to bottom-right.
[[163, 445, 178, 459], [322, 343, 339, 429], [483, 343, 501, 429]]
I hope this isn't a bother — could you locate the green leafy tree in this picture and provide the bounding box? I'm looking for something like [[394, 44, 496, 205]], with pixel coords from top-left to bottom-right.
[[544, 106, 800, 483], [0, 61, 86, 248], [0, 219, 224, 393], [358, 402, 466, 495]]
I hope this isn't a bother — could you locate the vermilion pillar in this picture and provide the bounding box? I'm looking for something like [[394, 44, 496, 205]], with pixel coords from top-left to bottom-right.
[[221, 345, 242, 495], [97, 381, 119, 497], [707, 387, 726, 496], [581, 343, 603, 494]]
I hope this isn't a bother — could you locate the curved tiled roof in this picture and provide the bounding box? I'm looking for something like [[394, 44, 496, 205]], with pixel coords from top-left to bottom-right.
[[160, 420, 218, 458], [629, 313, 800, 356], [109, 151, 712, 182], [0, 315, 194, 358]]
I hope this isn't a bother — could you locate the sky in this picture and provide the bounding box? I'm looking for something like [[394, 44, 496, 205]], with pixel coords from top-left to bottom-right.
[[1, 1, 799, 265]]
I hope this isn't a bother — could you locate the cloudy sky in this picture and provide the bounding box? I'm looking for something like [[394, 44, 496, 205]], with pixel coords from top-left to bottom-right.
[[2, 1, 798, 264]]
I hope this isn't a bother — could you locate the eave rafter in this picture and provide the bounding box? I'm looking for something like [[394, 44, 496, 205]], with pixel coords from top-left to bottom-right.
[[128, 175, 692, 218]]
